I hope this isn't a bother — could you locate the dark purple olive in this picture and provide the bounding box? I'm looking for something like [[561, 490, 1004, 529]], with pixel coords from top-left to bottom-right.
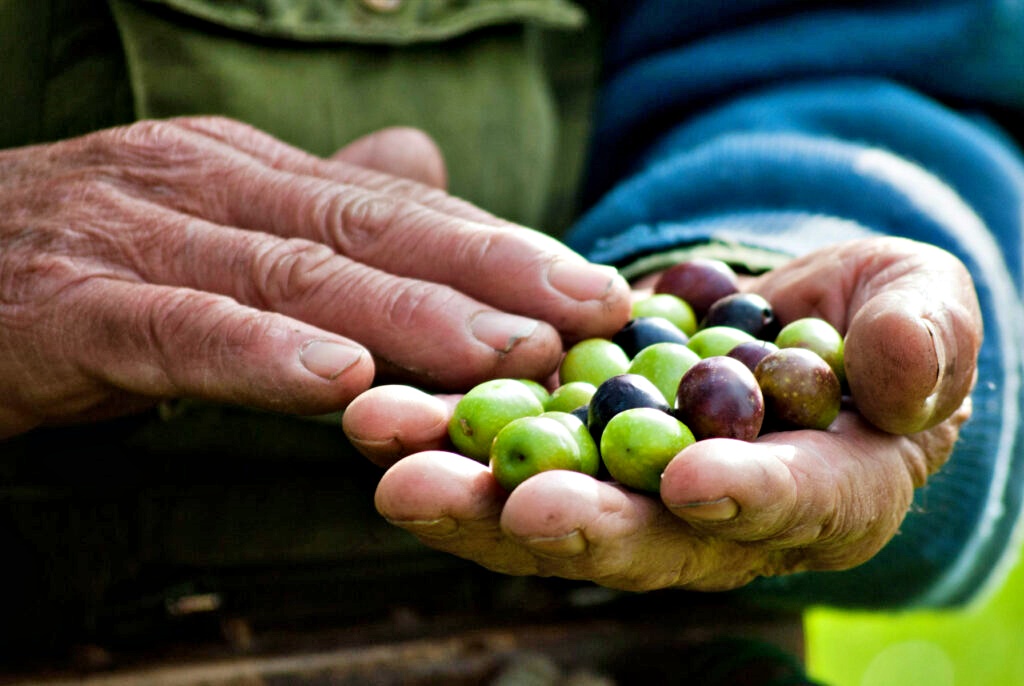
[[701, 293, 780, 340], [612, 316, 690, 357], [674, 356, 764, 441], [588, 374, 671, 444], [654, 258, 739, 320], [754, 348, 841, 430], [726, 339, 780, 373]]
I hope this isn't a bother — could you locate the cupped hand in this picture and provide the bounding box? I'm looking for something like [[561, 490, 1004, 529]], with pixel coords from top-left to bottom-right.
[[0, 117, 630, 437], [346, 237, 980, 591]]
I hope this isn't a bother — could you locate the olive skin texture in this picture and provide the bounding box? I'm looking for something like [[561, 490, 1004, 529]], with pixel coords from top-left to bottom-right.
[[755, 347, 841, 430], [674, 356, 765, 441]]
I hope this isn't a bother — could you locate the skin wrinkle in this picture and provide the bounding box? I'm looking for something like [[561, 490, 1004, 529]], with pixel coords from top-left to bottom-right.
[[106, 120, 212, 171], [172, 118, 290, 170], [0, 311, 99, 417], [140, 288, 219, 394], [454, 223, 502, 280], [747, 427, 893, 567], [573, 495, 668, 586], [6, 176, 164, 287], [374, 202, 462, 269], [254, 236, 340, 312], [329, 185, 408, 256], [799, 432, 915, 570], [459, 225, 565, 302], [765, 447, 832, 546], [383, 279, 460, 339], [179, 119, 492, 229], [309, 171, 485, 279], [374, 176, 426, 202], [112, 197, 201, 281], [137, 288, 281, 403]]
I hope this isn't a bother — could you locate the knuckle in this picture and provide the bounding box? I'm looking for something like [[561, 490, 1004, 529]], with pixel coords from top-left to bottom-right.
[[253, 237, 340, 306], [102, 119, 201, 167], [172, 114, 249, 137], [109, 119, 176, 150], [325, 188, 427, 256], [335, 191, 396, 243], [375, 176, 423, 199], [380, 280, 456, 332]]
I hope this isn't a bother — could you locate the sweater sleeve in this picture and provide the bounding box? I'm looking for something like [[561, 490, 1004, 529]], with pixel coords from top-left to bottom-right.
[[566, 1, 1024, 610]]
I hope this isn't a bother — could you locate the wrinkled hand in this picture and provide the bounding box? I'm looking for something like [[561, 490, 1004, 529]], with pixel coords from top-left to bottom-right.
[[0, 118, 631, 437], [343, 237, 981, 591]]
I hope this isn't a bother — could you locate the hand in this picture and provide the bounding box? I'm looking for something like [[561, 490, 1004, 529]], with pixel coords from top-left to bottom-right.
[[0, 118, 631, 437], [344, 237, 981, 591]]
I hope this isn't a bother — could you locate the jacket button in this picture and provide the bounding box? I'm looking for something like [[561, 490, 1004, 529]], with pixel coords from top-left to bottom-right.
[[360, 0, 403, 12]]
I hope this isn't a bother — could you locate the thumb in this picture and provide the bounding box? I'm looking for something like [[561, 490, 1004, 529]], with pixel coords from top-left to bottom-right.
[[754, 237, 982, 434], [331, 127, 449, 190], [844, 261, 980, 434]]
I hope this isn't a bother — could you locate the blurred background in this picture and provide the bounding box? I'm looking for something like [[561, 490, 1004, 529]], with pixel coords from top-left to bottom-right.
[[807, 544, 1024, 685]]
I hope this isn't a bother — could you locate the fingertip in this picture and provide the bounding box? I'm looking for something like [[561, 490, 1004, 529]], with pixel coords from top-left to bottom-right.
[[501, 470, 599, 537], [465, 313, 564, 383], [501, 471, 648, 545], [291, 337, 376, 410], [661, 439, 799, 537], [547, 262, 633, 342], [845, 289, 979, 434], [374, 450, 504, 522], [342, 385, 452, 467]]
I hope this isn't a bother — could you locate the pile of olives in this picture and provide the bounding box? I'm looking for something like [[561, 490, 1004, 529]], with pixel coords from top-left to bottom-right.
[[448, 258, 847, 492]]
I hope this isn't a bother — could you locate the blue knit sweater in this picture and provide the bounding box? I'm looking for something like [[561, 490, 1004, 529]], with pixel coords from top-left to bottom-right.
[[568, 0, 1024, 609]]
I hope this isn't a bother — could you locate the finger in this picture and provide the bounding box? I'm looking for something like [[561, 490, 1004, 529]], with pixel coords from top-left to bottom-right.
[[374, 451, 539, 575], [660, 411, 925, 571], [115, 198, 565, 387], [377, 452, 786, 591], [752, 237, 981, 433], [118, 119, 632, 342], [172, 116, 500, 226], [342, 385, 457, 467], [227, 171, 630, 343], [330, 126, 449, 190], [56, 278, 376, 413]]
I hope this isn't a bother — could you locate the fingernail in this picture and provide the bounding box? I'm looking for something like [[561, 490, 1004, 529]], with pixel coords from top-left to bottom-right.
[[300, 340, 364, 380], [671, 496, 739, 522], [470, 311, 539, 353], [547, 260, 621, 302], [387, 516, 459, 538], [522, 529, 588, 558]]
